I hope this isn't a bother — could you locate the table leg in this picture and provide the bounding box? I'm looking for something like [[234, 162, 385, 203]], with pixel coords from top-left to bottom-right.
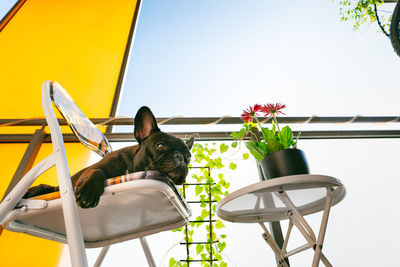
[[258, 222, 288, 267], [277, 190, 334, 267], [312, 188, 335, 267]]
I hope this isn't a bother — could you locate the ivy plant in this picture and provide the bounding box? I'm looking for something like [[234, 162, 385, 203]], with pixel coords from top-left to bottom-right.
[[168, 142, 235, 267]]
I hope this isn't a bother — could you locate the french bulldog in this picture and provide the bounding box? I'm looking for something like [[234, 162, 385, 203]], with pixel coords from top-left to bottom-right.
[[24, 106, 194, 208]]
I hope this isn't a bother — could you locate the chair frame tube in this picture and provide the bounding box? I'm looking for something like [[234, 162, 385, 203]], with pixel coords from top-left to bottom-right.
[[42, 81, 88, 267]]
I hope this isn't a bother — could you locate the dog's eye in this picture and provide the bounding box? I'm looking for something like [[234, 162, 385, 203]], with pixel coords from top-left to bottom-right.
[[156, 142, 166, 150]]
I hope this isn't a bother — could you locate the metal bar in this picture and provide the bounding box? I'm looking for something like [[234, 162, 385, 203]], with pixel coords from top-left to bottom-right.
[[286, 243, 312, 257], [0, 0, 27, 32], [282, 221, 293, 253], [140, 237, 156, 267], [186, 200, 217, 204], [189, 220, 216, 223], [180, 241, 219, 245], [44, 81, 88, 267], [3, 116, 400, 126], [286, 203, 332, 266], [278, 192, 316, 241], [93, 246, 110, 267], [106, 0, 142, 134], [3, 129, 400, 143], [180, 259, 219, 262], [182, 181, 190, 266], [184, 183, 216, 186], [312, 188, 335, 267], [208, 170, 213, 265], [257, 163, 290, 266], [1, 126, 46, 202], [259, 222, 288, 267], [0, 126, 45, 237]]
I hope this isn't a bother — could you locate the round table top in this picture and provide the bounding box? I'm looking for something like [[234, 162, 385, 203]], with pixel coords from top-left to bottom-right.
[[217, 174, 346, 223]]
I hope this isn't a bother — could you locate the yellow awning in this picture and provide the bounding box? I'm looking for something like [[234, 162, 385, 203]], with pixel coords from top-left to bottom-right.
[[0, 0, 140, 266]]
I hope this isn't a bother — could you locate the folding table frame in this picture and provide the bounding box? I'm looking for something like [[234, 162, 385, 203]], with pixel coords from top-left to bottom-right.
[[217, 174, 345, 267]]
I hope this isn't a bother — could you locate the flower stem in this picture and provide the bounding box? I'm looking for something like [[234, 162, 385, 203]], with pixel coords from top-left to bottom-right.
[[272, 114, 281, 134], [253, 115, 267, 142]]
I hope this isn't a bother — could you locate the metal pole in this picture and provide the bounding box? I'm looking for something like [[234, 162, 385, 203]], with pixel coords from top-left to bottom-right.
[[42, 81, 88, 267], [140, 237, 156, 267], [256, 163, 290, 266], [93, 246, 110, 267], [0, 125, 45, 236]]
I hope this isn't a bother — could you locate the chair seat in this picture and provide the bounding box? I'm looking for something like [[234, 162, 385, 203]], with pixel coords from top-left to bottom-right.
[[4, 172, 191, 248]]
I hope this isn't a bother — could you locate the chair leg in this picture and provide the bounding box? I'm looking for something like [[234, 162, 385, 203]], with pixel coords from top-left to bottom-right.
[[140, 237, 156, 267], [93, 246, 110, 267]]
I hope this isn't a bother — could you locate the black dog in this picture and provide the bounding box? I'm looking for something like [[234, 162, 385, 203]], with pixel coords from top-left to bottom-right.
[[24, 106, 194, 208]]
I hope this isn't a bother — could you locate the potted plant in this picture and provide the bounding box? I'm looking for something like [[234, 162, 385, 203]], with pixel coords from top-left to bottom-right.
[[231, 103, 309, 180]]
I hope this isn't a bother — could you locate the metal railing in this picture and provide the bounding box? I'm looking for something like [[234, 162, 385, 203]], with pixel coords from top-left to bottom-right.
[[1, 115, 400, 142]]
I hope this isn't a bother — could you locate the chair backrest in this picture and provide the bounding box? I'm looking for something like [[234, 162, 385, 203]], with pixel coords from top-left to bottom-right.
[[49, 81, 112, 157]]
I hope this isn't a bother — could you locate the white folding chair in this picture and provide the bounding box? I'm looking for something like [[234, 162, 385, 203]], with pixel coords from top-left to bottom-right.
[[0, 81, 191, 267]]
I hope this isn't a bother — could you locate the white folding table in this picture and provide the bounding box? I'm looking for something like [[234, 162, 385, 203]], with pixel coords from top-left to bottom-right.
[[217, 174, 346, 267]]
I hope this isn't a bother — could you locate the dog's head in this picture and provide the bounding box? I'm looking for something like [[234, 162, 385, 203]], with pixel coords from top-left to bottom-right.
[[132, 106, 194, 185]]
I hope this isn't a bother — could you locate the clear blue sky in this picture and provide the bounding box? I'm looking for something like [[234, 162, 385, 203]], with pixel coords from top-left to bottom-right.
[[119, 0, 399, 119]]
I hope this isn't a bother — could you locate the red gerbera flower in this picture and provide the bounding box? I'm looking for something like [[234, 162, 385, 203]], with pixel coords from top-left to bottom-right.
[[262, 103, 286, 117], [241, 104, 262, 122]]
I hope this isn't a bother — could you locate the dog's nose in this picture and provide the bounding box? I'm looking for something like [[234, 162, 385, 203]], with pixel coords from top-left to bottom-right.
[[174, 152, 184, 162]]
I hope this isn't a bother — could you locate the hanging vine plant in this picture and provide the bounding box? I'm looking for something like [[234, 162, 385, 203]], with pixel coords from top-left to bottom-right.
[[168, 142, 236, 267]]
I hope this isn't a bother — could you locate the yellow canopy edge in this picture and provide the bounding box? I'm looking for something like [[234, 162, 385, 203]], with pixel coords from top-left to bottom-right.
[[0, 0, 139, 266]]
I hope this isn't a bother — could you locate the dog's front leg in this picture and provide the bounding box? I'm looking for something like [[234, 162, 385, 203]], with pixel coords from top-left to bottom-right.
[[74, 168, 106, 208]]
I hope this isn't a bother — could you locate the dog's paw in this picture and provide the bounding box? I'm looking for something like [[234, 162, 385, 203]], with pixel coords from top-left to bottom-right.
[[74, 169, 105, 209], [23, 184, 59, 198]]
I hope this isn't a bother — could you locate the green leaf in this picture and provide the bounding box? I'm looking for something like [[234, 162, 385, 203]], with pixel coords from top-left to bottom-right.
[[245, 142, 266, 160], [218, 241, 226, 251], [201, 209, 209, 219], [195, 185, 203, 196], [231, 141, 238, 148], [279, 126, 294, 149], [215, 219, 225, 229], [196, 244, 204, 254], [169, 258, 177, 267], [230, 129, 244, 139], [229, 162, 237, 170], [261, 127, 276, 140], [220, 143, 229, 153], [243, 152, 249, 160], [265, 139, 283, 154]]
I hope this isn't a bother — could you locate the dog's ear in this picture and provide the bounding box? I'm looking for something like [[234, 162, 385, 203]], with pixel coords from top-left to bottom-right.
[[134, 106, 160, 143], [186, 136, 194, 150]]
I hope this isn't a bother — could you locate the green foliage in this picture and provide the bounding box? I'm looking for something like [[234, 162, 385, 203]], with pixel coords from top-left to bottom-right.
[[170, 142, 233, 266], [338, 0, 391, 35]]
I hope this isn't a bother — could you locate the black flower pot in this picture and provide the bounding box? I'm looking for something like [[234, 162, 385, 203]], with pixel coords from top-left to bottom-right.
[[260, 148, 309, 180]]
